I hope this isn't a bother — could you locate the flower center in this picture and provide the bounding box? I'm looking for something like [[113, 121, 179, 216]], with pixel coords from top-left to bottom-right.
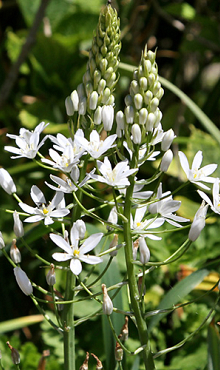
[[73, 249, 80, 256]]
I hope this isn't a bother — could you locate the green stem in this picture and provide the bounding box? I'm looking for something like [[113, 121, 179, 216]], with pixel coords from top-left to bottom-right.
[[123, 173, 155, 370], [62, 271, 76, 370]]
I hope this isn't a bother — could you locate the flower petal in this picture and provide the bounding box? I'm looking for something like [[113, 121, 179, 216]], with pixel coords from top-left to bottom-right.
[[50, 234, 72, 254], [80, 233, 103, 254], [52, 252, 72, 262], [70, 259, 82, 275], [80, 255, 103, 264]]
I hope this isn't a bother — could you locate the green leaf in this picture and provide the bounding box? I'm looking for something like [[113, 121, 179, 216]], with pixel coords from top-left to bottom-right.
[[148, 268, 209, 331], [207, 322, 220, 370]]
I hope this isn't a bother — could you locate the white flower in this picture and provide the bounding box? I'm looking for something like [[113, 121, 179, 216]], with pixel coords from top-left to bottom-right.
[[149, 183, 189, 227], [5, 122, 49, 159], [149, 123, 164, 145], [89, 157, 137, 188], [45, 165, 92, 194], [178, 151, 217, 190], [0, 168, 16, 194], [42, 145, 81, 173], [161, 129, 176, 151], [10, 239, 21, 264], [14, 267, 33, 295], [188, 201, 208, 241], [19, 185, 70, 225], [74, 130, 117, 159], [198, 178, 220, 215], [50, 223, 103, 275], [131, 124, 142, 144], [131, 206, 164, 240], [13, 211, 24, 237]]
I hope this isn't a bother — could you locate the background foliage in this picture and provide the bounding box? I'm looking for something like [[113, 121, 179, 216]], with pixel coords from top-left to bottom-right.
[[0, 0, 220, 369]]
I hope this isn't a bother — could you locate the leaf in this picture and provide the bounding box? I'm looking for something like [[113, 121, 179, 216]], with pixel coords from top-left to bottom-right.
[[207, 321, 220, 370], [148, 268, 209, 332], [0, 315, 44, 333]]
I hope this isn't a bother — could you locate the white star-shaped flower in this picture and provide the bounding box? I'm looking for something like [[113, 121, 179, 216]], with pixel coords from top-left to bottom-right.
[[42, 145, 81, 173], [89, 157, 137, 188], [5, 122, 49, 159], [198, 178, 220, 215], [74, 130, 117, 159], [178, 151, 217, 190], [131, 205, 164, 240], [19, 185, 70, 225], [50, 223, 103, 275], [148, 183, 189, 227]]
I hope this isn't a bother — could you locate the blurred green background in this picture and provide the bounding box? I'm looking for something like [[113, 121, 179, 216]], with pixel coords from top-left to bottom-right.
[[0, 0, 220, 369]]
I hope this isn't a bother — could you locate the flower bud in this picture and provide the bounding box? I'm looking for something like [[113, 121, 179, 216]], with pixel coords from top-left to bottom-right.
[[14, 266, 33, 295], [124, 94, 133, 107], [125, 105, 134, 124], [13, 211, 24, 238], [94, 69, 102, 88], [139, 237, 150, 264], [160, 149, 173, 172], [78, 97, 87, 115], [83, 70, 91, 85], [94, 106, 102, 125], [139, 77, 148, 91], [89, 91, 99, 110], [146, 112, 156, 131], [10, 239, 21, 264], [75, 220, 86, 239], [85, 82, 93, 96], [65, 96, 74, 116], [70, 165, 80, 183], [102, 284, 113, 315], [161, 129, 176, 151], [150, 97, 159, 112], [148, 72, 156, 86], [6, 342, 20, 365], [70, 90, 79, 111], [144, 90, 153, 105], [116, 111, 125, 129], [109, 234, 118, 257], [106, 94, 115, 105], [188, 201, 208, 241], [101, 87, 111, 104], [0, 168, 16, 194], [139, 108, 148, 125], [79, 352, 89, 370], [98, 79, 106, 94], [130, 80, 139, 95], [132, 239, 139, 261], [77, 83, 85, 99], [144, 59, 152, 73], [107, 206, 118, 230], [131, 124, 142, 144], [46, 264, 56, 286], [0, 231, 5, 249], [102, 105, 114, 131], [134, 93, 143, 110]]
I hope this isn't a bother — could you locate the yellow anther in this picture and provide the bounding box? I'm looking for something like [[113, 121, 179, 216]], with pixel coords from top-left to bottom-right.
[[73, 249, 80, 256]]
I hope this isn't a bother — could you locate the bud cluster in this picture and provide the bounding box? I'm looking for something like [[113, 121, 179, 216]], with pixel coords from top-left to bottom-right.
[[65, 4, 121, 132], [116, 46, 164, 146]]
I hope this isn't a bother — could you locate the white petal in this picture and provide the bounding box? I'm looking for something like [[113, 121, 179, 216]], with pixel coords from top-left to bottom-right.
[[19, 203, 36, 214], [192, 151, 203, 171], [178, 151, 189, 177], [24, 215, 44, 223], [50, 234, 72, 254], [31, 185, 46, 205], [80, 255, 103, 264], [52, 252, 72, 261], [80, 233, 103, 254], [70, 259, 82, 275]]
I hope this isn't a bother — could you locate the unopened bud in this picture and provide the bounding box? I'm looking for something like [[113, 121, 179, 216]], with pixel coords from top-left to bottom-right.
[[125, 105, 134, 124], [13, 211, 24, 238], [79, 352, 89, 370], [102, 105, 114, 131], [150, 97, 159, 112], [89, 91, 99, 110], [134, 93, 143, 110], [46, 264, 56, 286], [65, 96, 74, 116], [139, 77, 148, 91], [131, 124, 142, 144], [139, 237, 150, 264], [109, 234, 118, 257], [146, 112, 156, 131], [94, 106, 102, 125], [161, 129, 176, 151], [116, 111, 125, 130], [124, 94, 133, 107], [102, 284, 113, 315], [0, 168, 16, 194], [0, 231, 5, 249], [107, 206, 118, 230], [91, 353, 103, 370], [139, 108, 148, 125], [7, 342, 20, 365], [14, 266, 33, 296], [160, 149, 173, 172], [78, 97, 87, 115], [98, 79, 106, 94], [132, 239, 139, 261], [188, 201, 208, 241], [10, 239, 21, 264], [101, 87, 111, 104], [130, 80, 139, 95], [75, 220, 86, 239], [70, 90, 79, 111], [144, 90, 153, 105]]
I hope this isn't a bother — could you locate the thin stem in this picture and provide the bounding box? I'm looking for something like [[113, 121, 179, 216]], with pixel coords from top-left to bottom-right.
[[62, 272, 76, 370], [123, 165, 155, 369]]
